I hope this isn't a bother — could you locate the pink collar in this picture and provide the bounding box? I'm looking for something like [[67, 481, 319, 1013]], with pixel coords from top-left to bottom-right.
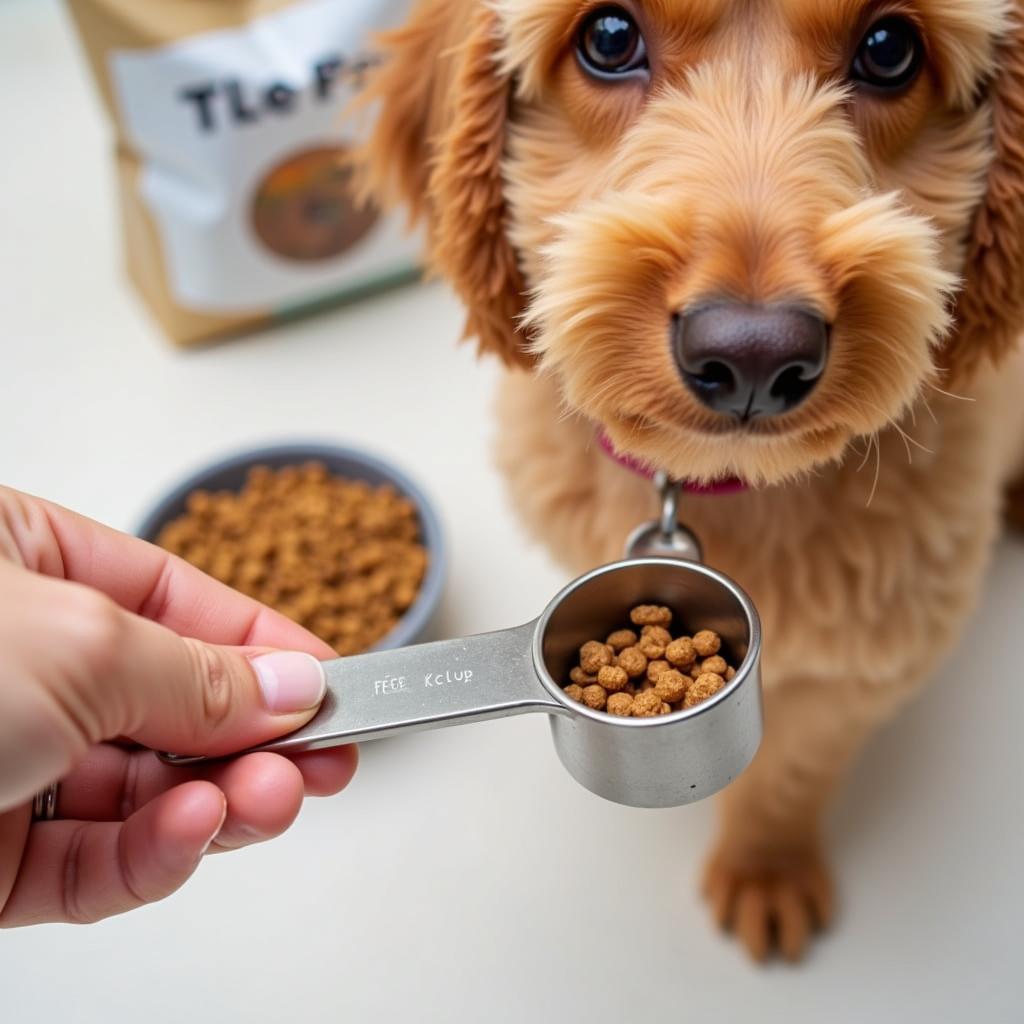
[[596, 429, 748, 496]]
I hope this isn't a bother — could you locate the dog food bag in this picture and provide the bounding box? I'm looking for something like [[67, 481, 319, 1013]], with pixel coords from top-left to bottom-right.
[[65, 0, 419, 345]]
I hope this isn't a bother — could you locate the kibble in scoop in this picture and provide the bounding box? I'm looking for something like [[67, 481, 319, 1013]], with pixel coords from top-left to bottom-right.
[[561, 605, 736, 716]]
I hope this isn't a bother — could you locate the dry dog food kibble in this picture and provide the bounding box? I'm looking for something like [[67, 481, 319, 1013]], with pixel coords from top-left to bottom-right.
[[597, 665, 630, 692], [665, 637, 697, 668], [616, 646, 648, 678], [606, 692, 635, 717], [686, 674, 726, 708], [562, 605, 738, 716], [646, 659, 669, 681], [579, 640, 613, 674], [653, 669, 689, 704], [155, 462, 427, 656], [693, 629, 722, 657], [606, 629, 638, 651], [630, 605, 673, 627], [631, 690, 666, 717]]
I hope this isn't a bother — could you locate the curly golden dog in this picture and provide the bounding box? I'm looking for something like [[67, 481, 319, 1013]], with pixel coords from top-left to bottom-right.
[[359, 0, 1024, 960]]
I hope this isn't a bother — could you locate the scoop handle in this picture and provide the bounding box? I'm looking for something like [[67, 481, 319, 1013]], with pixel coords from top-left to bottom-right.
[[159, 621, 560, 765]]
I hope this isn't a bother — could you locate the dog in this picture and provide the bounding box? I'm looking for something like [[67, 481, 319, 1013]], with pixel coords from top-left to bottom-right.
[[358, 0, 1024, 961]]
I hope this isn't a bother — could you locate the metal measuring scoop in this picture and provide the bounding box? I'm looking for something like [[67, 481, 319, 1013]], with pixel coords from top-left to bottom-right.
[[162, 477, 763, 808]]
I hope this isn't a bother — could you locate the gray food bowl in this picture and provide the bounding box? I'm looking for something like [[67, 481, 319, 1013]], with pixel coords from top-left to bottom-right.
[[137, 442, 446, 652]]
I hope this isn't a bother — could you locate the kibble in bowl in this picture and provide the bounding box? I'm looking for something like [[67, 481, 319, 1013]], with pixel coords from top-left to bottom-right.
[[137, 443, 446, 654]]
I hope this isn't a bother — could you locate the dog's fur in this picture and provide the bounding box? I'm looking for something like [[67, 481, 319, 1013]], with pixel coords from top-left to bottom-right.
[[359, 0, 1024, 960]]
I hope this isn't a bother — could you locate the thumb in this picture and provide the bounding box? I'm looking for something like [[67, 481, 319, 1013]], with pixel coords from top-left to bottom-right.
[[25, 589, 330, 762], [106, 615, 328, 758]]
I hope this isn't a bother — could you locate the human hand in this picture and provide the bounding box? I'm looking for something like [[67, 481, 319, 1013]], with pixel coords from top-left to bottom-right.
[[0, 486, 357, 927]]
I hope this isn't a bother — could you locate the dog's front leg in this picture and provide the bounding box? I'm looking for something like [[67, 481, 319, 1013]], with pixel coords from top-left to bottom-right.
[[703, 677, 888, 963]]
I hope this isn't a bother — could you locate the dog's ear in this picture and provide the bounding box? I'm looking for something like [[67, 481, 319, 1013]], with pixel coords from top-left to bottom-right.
[[359, 2, 532, 368], [944, 20, 1024, 383]]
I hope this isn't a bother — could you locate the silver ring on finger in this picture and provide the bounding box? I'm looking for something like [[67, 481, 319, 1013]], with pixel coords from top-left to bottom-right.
[[31, 782, 60, 822]]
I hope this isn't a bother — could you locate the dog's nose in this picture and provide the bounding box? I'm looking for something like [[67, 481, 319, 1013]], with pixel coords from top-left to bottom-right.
[[673, 304, 829, 420]]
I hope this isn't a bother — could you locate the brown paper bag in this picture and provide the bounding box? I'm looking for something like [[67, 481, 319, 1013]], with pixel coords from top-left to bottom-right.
[[65, 0, 419, 345]]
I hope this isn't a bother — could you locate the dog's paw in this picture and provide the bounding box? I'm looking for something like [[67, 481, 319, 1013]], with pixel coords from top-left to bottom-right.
[[702, 842, 834, 963]]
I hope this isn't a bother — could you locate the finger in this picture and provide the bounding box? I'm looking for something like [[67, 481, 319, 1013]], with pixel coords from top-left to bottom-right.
[[5, 488, 334, 656], [289, 746, 360, 797], [50, 752, 304, 852], [0, 782, 225, 927], [206, 754, 305, 852], [56, 745, 358, 822], [0, 804, 31, 916]]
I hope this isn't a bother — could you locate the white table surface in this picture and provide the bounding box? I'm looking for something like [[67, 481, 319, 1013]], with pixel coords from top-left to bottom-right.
[[1, 2, 1021, 1020]]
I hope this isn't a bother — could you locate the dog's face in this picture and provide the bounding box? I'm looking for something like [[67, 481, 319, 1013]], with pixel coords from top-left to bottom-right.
[[364, 0, 1024, 485]]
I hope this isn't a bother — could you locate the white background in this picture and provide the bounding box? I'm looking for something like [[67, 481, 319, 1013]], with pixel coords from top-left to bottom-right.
[[1, 2, 1021, 1021]]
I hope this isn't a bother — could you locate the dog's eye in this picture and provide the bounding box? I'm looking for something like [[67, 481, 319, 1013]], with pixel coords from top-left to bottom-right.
[[851, 17, 923, 91], [577, 7, 648, 79]]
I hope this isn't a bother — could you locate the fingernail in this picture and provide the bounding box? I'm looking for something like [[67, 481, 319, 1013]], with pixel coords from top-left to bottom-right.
[[199, 799, 228, 859], [252, 652, 326, 713]]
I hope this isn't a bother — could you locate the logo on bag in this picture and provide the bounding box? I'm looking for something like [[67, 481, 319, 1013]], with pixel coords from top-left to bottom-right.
[[250, 145, 379, 262]]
